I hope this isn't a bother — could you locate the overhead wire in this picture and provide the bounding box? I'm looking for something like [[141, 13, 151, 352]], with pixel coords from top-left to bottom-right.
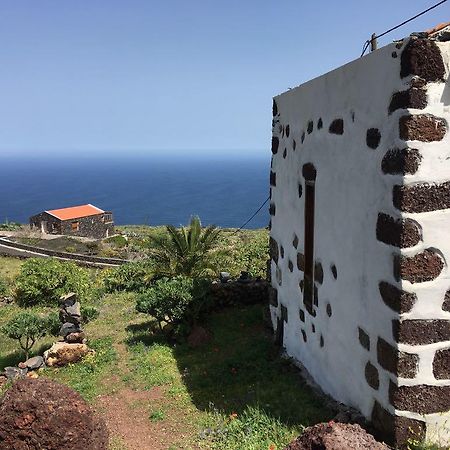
[[360, 0, 448, 57], [233, 196, 270, 233]]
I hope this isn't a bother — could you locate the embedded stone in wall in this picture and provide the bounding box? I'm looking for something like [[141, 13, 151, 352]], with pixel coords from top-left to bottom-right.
[[297, 252, 305, 271], [399, 114, 446, 142], [390, 383, 450, 415], [283, 148, 287, 158], [298, 183, 302, 198], [269, 237, 279, 263], [301, 329, 307, 342], [364, 361, 379, 390], [371, 400, 426, 446], [393, 249, 444, 283], [301, 132, 305, 143], [393, 319, 450, 345], [281, 304, 288, 322], [377, 337, 418, 377], [317, 118, 323, 129], [270, 171, 276, 186], [329, 119, 344, 135], [400, 38, 445, 81], [271, 137, 279, 154], [388, 87, 427, 114], [314, 261, 323, 284], [358, 327, 370, 351], [288, 260, 293, 272], [292, 234, 299, 249], [293, 139, 296, 150], [280, 246, 284, 259], [393, 181, 450, 213], [299, 309, 305, 322], [378, 281, 416, 314], [272, 99, 278, 116], [307, 121, 313, 134], [443, 290, 450, 312], [330, 264, 337, 279], [269, 203, 276, 216], [433, 348, 450, 380], [269, 286, 278, 307], [366, 128, 381, 149], [381, 147, 421, 175], [320, 335, 324, 347], [326, 303, 332, 317], [286, 125, 290, 138], [376, 213, 421, 248]]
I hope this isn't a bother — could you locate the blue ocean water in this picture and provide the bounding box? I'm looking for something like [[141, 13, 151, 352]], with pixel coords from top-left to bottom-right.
[[0, 153, 270, 228]]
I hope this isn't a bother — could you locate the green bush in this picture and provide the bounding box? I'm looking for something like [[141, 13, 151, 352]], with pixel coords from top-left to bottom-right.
[[136, 276, 210, 330], [14, 259, 92, 307], [1, 312, 54, 359], [45, 312, 61, 336], [0, 278, 8, 297], [81, 305, 99, 323], [103, 261, 154, 293], [104, 235, 128, 248]]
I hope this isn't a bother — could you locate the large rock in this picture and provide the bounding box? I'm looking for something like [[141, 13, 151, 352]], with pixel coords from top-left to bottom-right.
[[44, 342, 92, 367], [59, 322, 81, 337], [3, 366, 27, 380], [0, 377, 108, 449], [23, 355, 44, 370], [284, 422, 389, 450]]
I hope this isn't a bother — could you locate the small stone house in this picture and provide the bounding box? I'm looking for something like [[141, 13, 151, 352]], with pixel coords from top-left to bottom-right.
[[269, 27, 450, 448], [30, 204, 114, 239]]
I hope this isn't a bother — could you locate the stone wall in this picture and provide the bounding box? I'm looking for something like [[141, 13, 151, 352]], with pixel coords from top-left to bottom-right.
[[269, 36, 450, 447]]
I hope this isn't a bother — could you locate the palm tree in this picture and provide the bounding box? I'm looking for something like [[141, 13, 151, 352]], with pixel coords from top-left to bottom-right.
[[148, 216, 223, 277]]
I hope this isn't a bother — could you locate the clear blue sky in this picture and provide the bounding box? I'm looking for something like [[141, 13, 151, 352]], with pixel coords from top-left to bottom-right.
[[0, 0, 447, 156]]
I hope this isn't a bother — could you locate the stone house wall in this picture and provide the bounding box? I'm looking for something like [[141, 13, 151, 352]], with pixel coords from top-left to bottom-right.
[[30, 212, 114, 239], [269, 36, 450, 447]]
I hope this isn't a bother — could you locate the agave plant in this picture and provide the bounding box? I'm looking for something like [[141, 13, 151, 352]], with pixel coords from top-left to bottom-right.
[[148, 216, 223, 277]]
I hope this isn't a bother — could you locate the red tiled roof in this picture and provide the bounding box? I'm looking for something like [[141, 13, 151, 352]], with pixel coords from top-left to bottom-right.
[[426, 21, 450, 36], [46, 204, 104, 221]]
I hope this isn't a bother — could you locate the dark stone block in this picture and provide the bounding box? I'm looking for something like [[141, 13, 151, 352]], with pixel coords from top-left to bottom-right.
[[298, 183, 303, 198], [269, 287, 278, 307], [292, 234, 299, 249], [288, 260, 293, 272], [331, 264, 337, 279], [269, 237, 279, 263], [285, 124, 290, 138], [371, 400, 426, 447], [293, 139, 296, 150], [283, 148, 287, 158], [433, 348, 450, 379], [388, 88, 427, 114], [365, 361, 379, 390], [271, 137, 279, 154], [269, 203, 276, 216], [302, 163, 317, 181], [443, 290, 450, 312], [326, 303, 332, 317], [393, 181, 450, 213], [378, 281, 417, 314], [366, 128, 381, 149], [376, 213, 421, 248], [297, 253, 305, 271], [317, 118, 323, 129], [299, 309, 305, 322], [393, 319, 450, 345], [394, 249, 444, 283], [311, 323, 315, 333], [314, 261, 323, 284], [281, 304, 288, 323], [280, 245, 284, 259], [399, 114, 446, 142], [301, 132, 305, 143], [272, 99, 278, 116], [390, 383, 450, 414], [400, 38, 445, 81], [329, 119, 344, 135], [358, 327, 370, 351], [270, 171, 276, 187], [320, 335, 324, 347], [377, 337, 418, 377], [301, 329, 307, 342], [307, 121, 313, 134], [381, 147, 421, 175]]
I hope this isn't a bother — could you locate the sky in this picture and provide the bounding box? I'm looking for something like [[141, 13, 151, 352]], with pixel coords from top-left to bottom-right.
[[0, 0, 447, 157]]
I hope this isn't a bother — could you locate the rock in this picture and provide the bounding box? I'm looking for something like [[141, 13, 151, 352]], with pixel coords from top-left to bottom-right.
[[24, 355, 44, 370], [18, 362, 27, 369], [44, 342, 92, 367], [187, 325, 211, 348], [59, 310, 82, 326], [60, 292, 78, 307], [0, 378, 108, 449], [26, 371, 39, 378], [284, 422, 389, 450], [3, 367, 27, 380], [65, 301, 81, 317], [59, 322, 81, 337], [65, 331, 86, 344], [0, 375, 7, 387]]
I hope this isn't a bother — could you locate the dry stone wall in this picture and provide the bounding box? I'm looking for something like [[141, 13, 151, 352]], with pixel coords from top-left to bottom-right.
[[269, 36, 450, 447]]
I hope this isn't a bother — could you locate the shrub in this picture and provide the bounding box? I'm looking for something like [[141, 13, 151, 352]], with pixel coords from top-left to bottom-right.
[[45, 312, 61, 336], [81, 305, 99, 323], [103, 261, 154, 293], [14, 259, 92, 307], [136, 276, 211, 330], [0, 278, 8, 297], [1, 312, 52, 359], [104, 235, 128, 248]]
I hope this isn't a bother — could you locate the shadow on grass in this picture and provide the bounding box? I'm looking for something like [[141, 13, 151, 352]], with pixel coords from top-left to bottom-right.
[[126, 303, 332, 432], [125, 320, 167, 347], [0, 342, 52, 371]]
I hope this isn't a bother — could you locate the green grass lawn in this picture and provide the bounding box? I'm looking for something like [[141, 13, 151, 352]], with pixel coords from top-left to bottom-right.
[[0, 255, 333, 449]]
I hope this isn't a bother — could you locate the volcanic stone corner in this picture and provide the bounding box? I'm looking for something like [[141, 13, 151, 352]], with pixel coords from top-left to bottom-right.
[[376, 213, 421, 248], [399, 114, 446, 142], [393, 249, 444, 284], [381, 147, 421, 175], [269, 236, 279, 263], [433, 348, 450, 380], [378, 281, 417, 314]]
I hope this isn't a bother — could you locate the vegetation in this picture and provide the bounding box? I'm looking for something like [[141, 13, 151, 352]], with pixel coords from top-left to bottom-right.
[[102, 261, 154, 293], [14, 258, 92, 306], [136, 276, 210, 331], [148, 216, 223, 277], [1, 311, 54, 359], [0, 220, 21, 231]]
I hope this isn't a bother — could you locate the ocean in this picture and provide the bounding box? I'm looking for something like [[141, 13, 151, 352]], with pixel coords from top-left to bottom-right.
[[0, 153, 270, 229]]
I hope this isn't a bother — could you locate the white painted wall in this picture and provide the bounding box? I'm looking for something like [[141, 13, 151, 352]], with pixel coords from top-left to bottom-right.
[[270, 38, 450, 446]]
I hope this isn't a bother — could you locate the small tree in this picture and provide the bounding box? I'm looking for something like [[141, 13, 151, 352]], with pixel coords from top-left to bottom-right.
[[1, 312, 49, 359]]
